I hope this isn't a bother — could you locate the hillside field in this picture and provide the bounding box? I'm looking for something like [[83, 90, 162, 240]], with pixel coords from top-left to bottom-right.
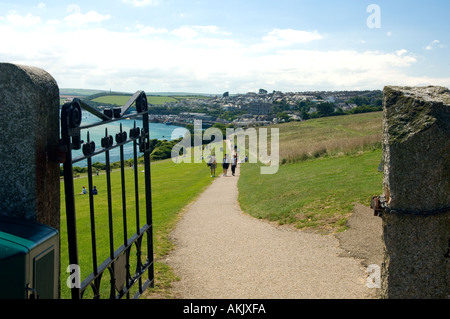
[[238, 112, 383, 233], [89, 93, 211, 106], [276, 112, 382, 164], [91, 95, 179, 105]]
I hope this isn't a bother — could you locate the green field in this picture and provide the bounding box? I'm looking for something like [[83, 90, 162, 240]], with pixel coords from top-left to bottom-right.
[[238, 149, 383, 233], [60, 159, 213, 299], [91, 95, 179, 106], [238, 112, 383, 233], [275, 112, 382, 164]]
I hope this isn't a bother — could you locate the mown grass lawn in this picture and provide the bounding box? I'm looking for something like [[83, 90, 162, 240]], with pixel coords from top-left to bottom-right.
[[60, 159, 212, 299], [238, 149, 383, 234]]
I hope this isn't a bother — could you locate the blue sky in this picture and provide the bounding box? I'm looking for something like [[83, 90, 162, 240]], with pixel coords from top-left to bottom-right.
[[1, 0, 449, 93]]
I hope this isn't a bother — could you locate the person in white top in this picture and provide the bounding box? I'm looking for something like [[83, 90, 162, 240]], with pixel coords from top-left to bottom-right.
[[222, 154, 229, 176], [231, 153, 237, 176], [208, 154, 217, 177]]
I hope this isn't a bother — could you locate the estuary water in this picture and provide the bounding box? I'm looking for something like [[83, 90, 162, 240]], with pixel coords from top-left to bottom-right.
[[71, 112, 187, 167]]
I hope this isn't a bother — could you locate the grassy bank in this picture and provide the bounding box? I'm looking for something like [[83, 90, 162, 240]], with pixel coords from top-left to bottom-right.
[[238, 112, 384, 234], [238, 149, 383, 233], [277, 112, 382, 164], [60, 159, 212, 299]]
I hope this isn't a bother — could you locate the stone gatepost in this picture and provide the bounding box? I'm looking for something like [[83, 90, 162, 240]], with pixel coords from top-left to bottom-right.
[[381, 86, 450, 298], [0, 63, 60, 230]]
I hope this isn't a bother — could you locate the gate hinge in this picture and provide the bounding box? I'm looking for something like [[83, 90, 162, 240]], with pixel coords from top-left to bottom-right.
[[49, 140, 68, 164]]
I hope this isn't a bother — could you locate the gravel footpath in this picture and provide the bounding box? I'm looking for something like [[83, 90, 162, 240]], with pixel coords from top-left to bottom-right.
[[166, 165, 382, 299]]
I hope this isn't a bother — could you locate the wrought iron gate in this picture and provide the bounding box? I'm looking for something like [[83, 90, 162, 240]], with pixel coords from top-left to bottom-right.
[[60, 91, 154, 299]]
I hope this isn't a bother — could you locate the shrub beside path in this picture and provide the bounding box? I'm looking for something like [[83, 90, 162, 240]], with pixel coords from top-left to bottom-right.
[[166, 165, 382, 299]]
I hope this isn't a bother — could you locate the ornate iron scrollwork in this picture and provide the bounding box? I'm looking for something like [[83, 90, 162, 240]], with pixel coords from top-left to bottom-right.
[[136, 91, 148, 113], [60, 91, 154, 300], [61, 98, 83, 150]]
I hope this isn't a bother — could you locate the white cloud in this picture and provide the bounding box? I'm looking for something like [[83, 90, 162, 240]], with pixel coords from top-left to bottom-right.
[[170, 25, 231, 39], [232, 49, 420, 91], [425, 39, 445, 50], [396, 49, 408, 56], [171, 26, 199, 39], [257, 28, 323, 49], [193, 25, 231, 36], [6, 12, 41, 27], [122, 0, 159, 7], [46, 19, 61, 26], [64, 10, 111, 26], [138, 26, 168, 35], [0, 14, 448, 93]]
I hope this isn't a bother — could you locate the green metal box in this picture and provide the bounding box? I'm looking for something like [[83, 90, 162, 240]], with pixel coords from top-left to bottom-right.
[[0, 216, 59, 299]]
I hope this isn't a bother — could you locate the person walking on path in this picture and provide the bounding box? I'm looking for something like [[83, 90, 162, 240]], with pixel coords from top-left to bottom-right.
[[208, 154, 217, 178], [222, 154, 229, 177], [231, 153, 237, 176]]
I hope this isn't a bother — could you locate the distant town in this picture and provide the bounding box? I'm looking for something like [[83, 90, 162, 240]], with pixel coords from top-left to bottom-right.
[[146, 89, 383, 128], [61, 89, 383, 129]]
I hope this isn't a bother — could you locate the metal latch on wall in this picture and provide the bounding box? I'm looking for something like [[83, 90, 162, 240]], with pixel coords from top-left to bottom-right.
[[371, 195, 387, 217], [371, 195, 450, 218]]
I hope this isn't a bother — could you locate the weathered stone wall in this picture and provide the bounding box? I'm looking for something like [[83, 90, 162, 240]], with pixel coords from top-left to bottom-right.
[[381, 86, 450, 298], [0, 63, 60, 229]]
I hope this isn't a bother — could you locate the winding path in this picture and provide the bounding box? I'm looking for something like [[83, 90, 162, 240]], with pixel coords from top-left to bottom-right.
[[166, 163, 382, 299]]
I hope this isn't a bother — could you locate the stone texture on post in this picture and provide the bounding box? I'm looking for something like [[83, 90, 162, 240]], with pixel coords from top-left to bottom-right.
[[381, 86, 450, 298], [0, 63, 60, 230]]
